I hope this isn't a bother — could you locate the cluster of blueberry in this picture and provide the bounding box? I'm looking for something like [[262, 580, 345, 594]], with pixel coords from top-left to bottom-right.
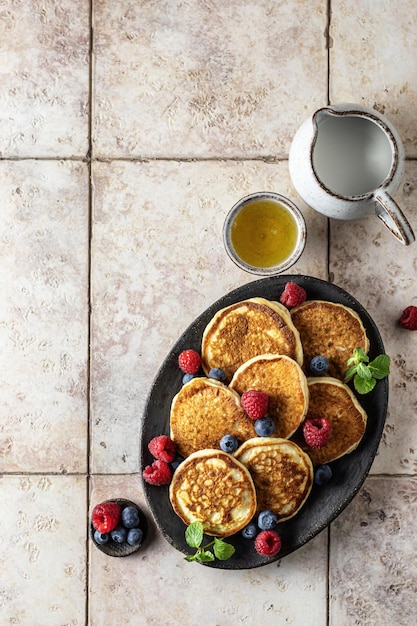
[[93, 503, 144, 549]]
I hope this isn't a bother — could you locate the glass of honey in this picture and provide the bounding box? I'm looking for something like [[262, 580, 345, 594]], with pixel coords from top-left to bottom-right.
[[223, 192, 306, 275]]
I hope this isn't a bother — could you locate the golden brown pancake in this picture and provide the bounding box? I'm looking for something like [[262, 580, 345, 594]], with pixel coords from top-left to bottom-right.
[[229, 354, 309, 439], [170, 377, 256, 458], [292, 377, 367, 465], [169, 449, 257, 536], [234, 437, 313, 521], [290, 300, 369, 380], [201, 297, 303, 381]]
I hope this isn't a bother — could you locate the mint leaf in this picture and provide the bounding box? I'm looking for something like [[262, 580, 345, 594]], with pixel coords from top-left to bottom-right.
[[344, 364, 358, 381], [368, 354, 390, 379], [185, 521, 204, 549], [352, 347, 369, 364], [213, 538, 235, 561], [197, 550, 215, 562], [354, 374, 376, 394], [357, 362, 372, 380]]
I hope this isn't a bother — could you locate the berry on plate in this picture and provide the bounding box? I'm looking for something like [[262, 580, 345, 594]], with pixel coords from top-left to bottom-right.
[[208, 367, 227, 382], [142, 459, 172, 486], [93, 530, 110, 545], [279, 282, 307, 308], [241, 390, 268, 420], [303, 417, 332, 448], [92, 501, 122, 534], [254, 416, 275, 437], [309, 355, 329, 375], [314, 464, 333, 486], [127, 528, 143, 546], [220, 434, 239, 453], [121, 506, 140, 529], [148, 435, 177, 463], [111, 524, 128, 544], [178, 349, 201, 374], [254, 529, 282, 557], [399, 305, 417, 330], [257, 509, 278, 530], [241, 521, 258, 539]]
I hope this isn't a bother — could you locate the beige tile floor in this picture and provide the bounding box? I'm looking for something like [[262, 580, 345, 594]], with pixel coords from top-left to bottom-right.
[[1, 1, 417, 624]]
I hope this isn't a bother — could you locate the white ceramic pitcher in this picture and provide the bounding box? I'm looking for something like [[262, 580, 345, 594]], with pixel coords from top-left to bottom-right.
[[289, 103, 415, 245]]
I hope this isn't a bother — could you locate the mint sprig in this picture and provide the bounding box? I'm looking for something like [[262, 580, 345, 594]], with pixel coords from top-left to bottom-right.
[[184, 521, 235, 562], [345, 348, 390, 394]]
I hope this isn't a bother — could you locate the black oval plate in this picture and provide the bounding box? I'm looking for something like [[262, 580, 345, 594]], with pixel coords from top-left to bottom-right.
[[140, 275, 388, 569]]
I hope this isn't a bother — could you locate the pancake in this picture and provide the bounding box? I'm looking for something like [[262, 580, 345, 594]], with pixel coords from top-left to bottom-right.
[[170, 377, 256, 458], [234, 437, 313, 521], [229, 354, 309, 439], [292, 377, 368, 465], [169, 449, 257, 536], [290, 300, 369, 381], [201, 297, 303, 381]]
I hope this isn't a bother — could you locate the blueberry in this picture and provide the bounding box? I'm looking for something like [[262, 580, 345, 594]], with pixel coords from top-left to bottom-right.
[[258, 509, 278, 530], [121, 506, 140, 529], [314, 464, 333, 486], [220, 434, 239, 453], [94, 530, 110, 545], [310, 355, 329, 375], [170, 455, 184, 471], [241, 521, 258, 539], [182, 373, 196, 384], [127, 527, 143, 546], [208, 367, 227, 382], [111, 524, 128, 543], [254, 417, 275, 437]]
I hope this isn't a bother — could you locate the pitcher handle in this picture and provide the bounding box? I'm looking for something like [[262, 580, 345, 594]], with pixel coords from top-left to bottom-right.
[[374, 190, 415, 246]]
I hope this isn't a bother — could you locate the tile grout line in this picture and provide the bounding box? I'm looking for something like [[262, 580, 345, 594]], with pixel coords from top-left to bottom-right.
[[85, 0, 94, 624]]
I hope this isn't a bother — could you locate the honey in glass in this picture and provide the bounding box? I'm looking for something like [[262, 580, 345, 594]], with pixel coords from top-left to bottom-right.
[[230, 199, 298, 268]]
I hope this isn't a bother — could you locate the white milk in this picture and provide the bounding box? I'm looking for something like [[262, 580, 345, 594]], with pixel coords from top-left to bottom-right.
[[312, 116, 394, 197]]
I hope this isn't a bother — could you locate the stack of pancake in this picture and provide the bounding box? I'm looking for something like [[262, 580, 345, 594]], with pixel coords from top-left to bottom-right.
[[168, 296, 370, 537]]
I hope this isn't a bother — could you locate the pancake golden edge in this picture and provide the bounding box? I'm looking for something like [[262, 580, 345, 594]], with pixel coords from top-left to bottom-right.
[[234, 437, 313, 522], [229, 353, 309, 439], [290, 300, 369, 381], [169, 449, 257, 537], [292, 377, 368, 466], [201, 297, 303, 381], [170, 377, 256, 458]]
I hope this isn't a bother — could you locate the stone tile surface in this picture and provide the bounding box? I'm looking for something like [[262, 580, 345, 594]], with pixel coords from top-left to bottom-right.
[[91, 159, 328, 473], [3, 0, 417, 624], [330, 476, 417, 626], [89, 474, 328, 626], [93, 0, 328, 158], [0, 160, 89, 473], [330, 0, 417, 157], [0, 0, 90, 158], [0, 475, 87, 626], [330, 161, 417, 474]]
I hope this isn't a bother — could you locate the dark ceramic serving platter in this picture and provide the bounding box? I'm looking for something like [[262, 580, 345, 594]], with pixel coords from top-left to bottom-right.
[[140, 275, 388, 569]]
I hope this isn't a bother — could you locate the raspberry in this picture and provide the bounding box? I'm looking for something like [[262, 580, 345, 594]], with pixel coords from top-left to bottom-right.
[[254, 529, 282, 557], [241, 390, 268, 420], [280, 282, 307, 308], [399, 305, 417, 330], [303, 417, 332, 448], [178, 349, 201, 374], [92, 501, 122, 534], [148, 435, 177, 463], [142, 459, 172, 486]]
